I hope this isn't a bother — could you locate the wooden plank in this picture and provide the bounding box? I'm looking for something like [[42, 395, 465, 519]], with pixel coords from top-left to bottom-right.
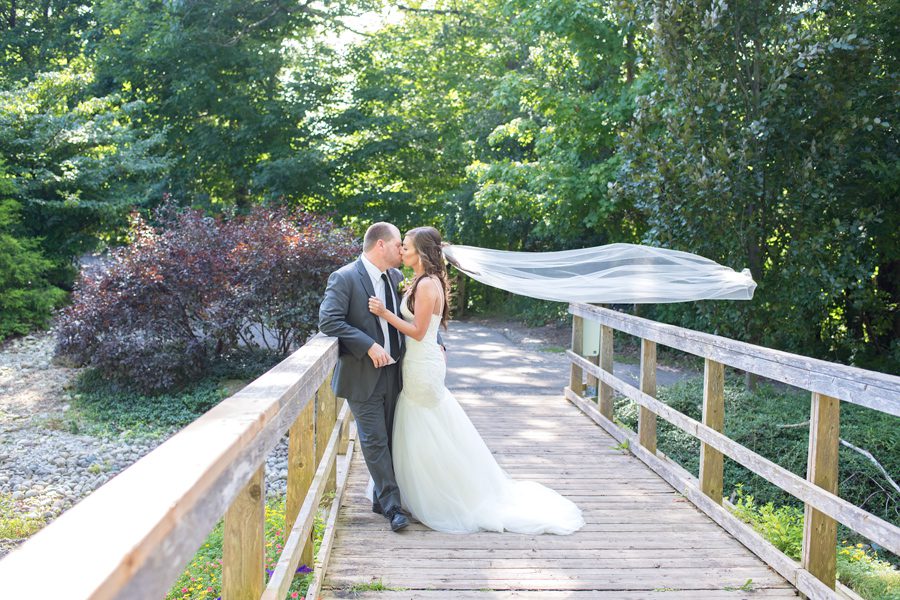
[[569, 302, 900, 416], [638, 339, 657, 453], [569, 316, 584, 394], [304, 421, 357, 600], [222, 465, 265, 600], [599, 324, 614, 418], [261, 401, 348, 600], [700, 359, 725, 503], [320, 591, 800, 600], [565, 386, 840, 600], [566, 352, 900, 555], [317, 373, 338, 494], [338, 397, 350, 454], [0, 335, 339, 600], [286, 398, 315, 570], [802, 393, 840, 589]]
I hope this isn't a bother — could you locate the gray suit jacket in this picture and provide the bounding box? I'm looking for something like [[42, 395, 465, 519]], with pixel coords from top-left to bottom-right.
[[318, 258, 406, 404]]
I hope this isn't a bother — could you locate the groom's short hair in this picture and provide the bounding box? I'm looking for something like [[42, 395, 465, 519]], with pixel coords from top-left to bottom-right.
[[363, 222, 399, 252]]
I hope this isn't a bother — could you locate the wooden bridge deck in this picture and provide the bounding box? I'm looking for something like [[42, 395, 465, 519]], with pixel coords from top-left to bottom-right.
[[318, 324, 798, 599]]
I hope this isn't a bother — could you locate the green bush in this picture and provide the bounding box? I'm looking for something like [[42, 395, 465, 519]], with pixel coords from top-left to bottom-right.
[[0, 184, 66, 341], [730, 486, 899, 600], [615, 377, 899, 527]]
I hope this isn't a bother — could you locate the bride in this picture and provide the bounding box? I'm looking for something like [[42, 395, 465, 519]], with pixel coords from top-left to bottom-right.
[[367, 226, 584, 535]]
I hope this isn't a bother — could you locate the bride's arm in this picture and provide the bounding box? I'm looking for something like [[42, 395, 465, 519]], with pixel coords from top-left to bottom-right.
[[368, 278, 440, 342]]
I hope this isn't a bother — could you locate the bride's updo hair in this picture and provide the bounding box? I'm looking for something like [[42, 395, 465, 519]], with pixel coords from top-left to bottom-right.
[[406, 226, 450, 329]]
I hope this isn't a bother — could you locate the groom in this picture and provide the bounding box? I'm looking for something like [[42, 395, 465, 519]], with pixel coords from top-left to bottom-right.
[[318, 222, 409, 532]]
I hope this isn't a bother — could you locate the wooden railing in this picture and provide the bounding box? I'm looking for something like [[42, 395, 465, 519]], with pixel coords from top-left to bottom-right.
[[564, 303, 900, 600], [0, 333, 352, 600]]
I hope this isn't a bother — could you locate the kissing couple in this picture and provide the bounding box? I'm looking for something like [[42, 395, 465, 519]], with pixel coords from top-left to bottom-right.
[[318, 222, 584, 534]]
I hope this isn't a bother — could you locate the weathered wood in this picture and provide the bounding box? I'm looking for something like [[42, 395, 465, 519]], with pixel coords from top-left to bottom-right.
[[599, 324, 614, 419], [320, 592, 800, 600], [638, 339, 657, 454], [566, 351, 900, 555], [317, 373, 338, 494], [286, 397, 315, 570], [700, 359, 725, 503], [569, 316, 584, 394], [338, 397, 350, 454], [0, 335, 339, 600], [222, 465, 265, 600], [565, 386, 840, 600], [261, 401, 349, 600], [802, 393, 840, 590], [304, 421, 357, 600], [569, 303, 900, 416]]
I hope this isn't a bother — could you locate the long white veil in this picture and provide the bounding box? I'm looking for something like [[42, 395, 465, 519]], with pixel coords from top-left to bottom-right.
[[441, 243, 756, 303]]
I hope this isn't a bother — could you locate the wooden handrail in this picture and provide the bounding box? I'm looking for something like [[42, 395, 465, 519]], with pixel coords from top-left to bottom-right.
[[565, 303, 900, 599], [569, 303, 899, 416], [0, 334, 342, 600]]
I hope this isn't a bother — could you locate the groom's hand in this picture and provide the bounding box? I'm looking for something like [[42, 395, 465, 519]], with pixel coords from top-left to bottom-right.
[[368, 342, 392, 368]]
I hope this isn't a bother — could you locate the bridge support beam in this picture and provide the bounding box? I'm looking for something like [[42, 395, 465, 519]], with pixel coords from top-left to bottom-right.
[[802, 392, 840, 590], [223, 464, 265, 600], [569, 316, 584, 395], [638, 339, 657, 454], [598, 325, 614, 419], [700, 359, 725, 503], [287, 397, 316, 571]]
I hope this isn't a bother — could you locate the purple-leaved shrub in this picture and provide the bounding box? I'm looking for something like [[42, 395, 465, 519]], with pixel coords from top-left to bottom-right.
[[56, 203, 358, 393]]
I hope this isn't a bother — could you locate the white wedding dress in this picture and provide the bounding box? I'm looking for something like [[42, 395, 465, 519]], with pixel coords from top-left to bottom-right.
[[390, 296, 585, 535]]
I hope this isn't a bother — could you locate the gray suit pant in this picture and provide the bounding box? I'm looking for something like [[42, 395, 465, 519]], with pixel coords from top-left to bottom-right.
[[348, 363, 402, 514]]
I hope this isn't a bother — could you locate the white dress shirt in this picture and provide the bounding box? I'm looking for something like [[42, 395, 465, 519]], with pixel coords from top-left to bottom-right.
[[360, 253, 399, 357]]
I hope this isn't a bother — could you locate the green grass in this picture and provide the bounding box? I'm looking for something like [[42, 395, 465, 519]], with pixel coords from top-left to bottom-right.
[[62, 350, 282, 440], [166, 496, 325, 600], [0, 493, 46, 539], [348, 580, 407, 592]]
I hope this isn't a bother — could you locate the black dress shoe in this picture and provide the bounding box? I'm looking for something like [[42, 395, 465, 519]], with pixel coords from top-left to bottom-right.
[[372, 499, 383, 515], [386, 508, 409, 532]]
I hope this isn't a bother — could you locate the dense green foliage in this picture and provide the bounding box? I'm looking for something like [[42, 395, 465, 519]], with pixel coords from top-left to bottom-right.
[[614, 376, 899, 527], [0, 162, 66, 339], [731, 486, 900, 599], [0, 0, 896, 373]]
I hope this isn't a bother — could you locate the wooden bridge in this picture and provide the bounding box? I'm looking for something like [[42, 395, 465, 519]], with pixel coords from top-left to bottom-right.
[[0, 304, 898, 599]]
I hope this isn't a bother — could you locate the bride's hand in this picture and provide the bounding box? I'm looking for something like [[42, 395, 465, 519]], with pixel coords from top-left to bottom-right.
[[368, 297, 386, 317]]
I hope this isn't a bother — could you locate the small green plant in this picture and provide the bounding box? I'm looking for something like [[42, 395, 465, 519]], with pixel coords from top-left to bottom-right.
[[613, 439, 630, 453], [0, 493, 46, 539], [731, 485, 803, 559], [349, 580, 391, 592], [724, 578, 753, 591], [166, 495, 325, 600], [729, 485, 899, 600]]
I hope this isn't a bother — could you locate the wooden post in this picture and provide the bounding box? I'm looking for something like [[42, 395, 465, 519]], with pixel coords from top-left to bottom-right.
[[598, 325, 614, 420], [286, 398, 315, 570], [700, 359, 725, 503], [317, 374, 338, 494], [569, 316, 584, 395], [638, 339, 657, 454], [222, 465, 265, 600], [338, 397, 350, 454], [802, 393, 840, 590]]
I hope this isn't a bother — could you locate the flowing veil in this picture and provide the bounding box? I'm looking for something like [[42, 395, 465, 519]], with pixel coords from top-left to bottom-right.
[[442, 243, 756, 304]]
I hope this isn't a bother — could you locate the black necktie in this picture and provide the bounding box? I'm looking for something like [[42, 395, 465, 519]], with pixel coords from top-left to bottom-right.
[[381, 273, 401, 360]]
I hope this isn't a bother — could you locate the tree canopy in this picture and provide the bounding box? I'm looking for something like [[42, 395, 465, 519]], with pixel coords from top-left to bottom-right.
[[0, 0, 896, 373]]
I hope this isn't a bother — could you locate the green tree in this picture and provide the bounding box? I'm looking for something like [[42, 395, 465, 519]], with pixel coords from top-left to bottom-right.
[[0, 161, 66, 339], [92, 0, 367, 208], [613, 0, 898, 371], [0, 62, 168, 286]]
